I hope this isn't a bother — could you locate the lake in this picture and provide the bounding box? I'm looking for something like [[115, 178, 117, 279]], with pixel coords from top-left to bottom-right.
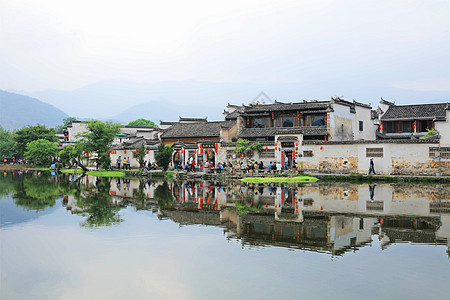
[[1, 171, 449, 299]]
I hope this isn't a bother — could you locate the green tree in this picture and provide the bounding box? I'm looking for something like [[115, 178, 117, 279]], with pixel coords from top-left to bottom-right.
[[154, 182, 173, 209], [75, 178, 123, 227], [56, 117, 77, 133], [155, 143, 172, 171], [59, 144, 86, 171], [13, 175, 60, 211], [24, 139, 60, 166], [127, 118, 159, 128], [78, 121, 120, 170], [133, 143, 147, 166], [13, 125, 58, 158], [0, 126, 15, 159]]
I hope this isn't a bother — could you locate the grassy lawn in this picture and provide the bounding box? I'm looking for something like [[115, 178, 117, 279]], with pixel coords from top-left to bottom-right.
[[240, 176, 319, 183], [60, 169, 85, 174], [86, 170, 126, 177]]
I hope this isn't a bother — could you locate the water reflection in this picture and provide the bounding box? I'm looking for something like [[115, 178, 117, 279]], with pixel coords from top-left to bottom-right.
[[2, 172, 450, 257]]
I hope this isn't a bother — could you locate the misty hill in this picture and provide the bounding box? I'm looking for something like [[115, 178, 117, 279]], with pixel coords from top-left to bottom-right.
[[29, 80, 450, 121], [110, 97, 225, 124], [0, 90, 68, 130]]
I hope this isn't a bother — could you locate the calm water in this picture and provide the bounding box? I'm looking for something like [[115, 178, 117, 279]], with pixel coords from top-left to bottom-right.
[[1, 171, 449, 300]]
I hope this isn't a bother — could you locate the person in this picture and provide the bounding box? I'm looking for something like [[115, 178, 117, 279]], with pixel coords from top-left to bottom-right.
[[218, 162, 224, 173], [259, 161, 264, 169], [208, 161, 214, 173], [268, 161, 273, 171], [117, 156, 122, 169], [284, 156, 289, 170], [122, 157, 127, 170], [369, 157, 376, 174], [369, 184, 376, 202], [292, 159, 297, 170], [127, 157, 131, 170]]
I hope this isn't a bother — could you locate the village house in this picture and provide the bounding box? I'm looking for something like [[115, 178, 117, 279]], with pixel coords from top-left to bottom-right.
[[159, 117, 237, 168]]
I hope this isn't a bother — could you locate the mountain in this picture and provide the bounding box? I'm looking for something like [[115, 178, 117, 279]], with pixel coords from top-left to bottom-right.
[[0, 90, 68, 130], [28, 80, 450, 122]]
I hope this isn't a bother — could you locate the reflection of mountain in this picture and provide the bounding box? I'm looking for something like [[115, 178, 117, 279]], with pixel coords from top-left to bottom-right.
[[0, 195, 59, 227]]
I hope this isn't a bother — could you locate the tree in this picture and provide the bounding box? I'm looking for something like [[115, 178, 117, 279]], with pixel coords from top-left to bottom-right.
[[13, 125, 58, 158], [56, 117, 77, 133], [154, 182, 173, 209], [134, 143, 147, 167], [127, 118, 159, 128], [24, 139, 59, 166], [155, 143, 172, 171], [78, 121, 120, 170], [235, 138, 262, 155], [59, 144, 86, 171], [0, 126, 15, 159]]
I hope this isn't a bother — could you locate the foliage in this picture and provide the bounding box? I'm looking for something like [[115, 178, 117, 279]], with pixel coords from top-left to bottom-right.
[[24, 139, 59, 166], [56, 117, 77, 133], [78, 120, 121, 170], [0, 126, 15, 158], [60, 169, 85, 174], [240, 176, 319, 183], [249, 142, 263, 153], [13, 175, 60, 211], [86, 170, 125, 177], [13, 125, 58, 158], [133, 143, 147, 166], [420, 128, 438, 139], [235, 138, 262, 155], [155, 143, 172, 171], [59, 144, 83, 166], [235, 138, 250, 154], [75, 179, 123, 228], [154, 181, 173, 209], [235, 201, 262, 215], [127, 118, 159, 128]]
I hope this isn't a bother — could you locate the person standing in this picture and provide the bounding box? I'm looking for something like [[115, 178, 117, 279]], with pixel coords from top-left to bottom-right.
[[284, 156, 289, 171], [127, 157, 131, 170], [368, 158, 376, 174], [122, 157, 127, 170], [117, 156, 122, 170]]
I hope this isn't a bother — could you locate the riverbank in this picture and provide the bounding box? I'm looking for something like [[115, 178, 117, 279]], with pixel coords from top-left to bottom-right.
[[1, 165, 448, 183]]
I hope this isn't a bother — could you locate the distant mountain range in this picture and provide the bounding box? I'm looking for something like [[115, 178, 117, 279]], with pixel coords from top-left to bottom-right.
[[0, 90, 68, 130], [3, 80, 450, 128]]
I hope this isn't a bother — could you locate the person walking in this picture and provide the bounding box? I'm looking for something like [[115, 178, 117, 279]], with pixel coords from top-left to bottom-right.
[[368, 157, 376, 174]]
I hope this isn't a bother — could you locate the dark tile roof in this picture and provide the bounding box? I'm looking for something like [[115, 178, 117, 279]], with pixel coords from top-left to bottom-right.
[[242, 101, 330, 113], [225, 110, 240, 120], [160, 121, 226, 139], [238, 126, 327, 138], [179, 117, 207, 122], [381, 103, 449, 121]]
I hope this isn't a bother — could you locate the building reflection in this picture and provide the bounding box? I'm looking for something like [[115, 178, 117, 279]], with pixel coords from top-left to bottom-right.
[[61, 175, 450, 256]]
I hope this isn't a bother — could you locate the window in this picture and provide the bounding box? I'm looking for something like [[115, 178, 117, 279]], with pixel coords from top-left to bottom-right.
[[359, 121, 363, 131], [312, 115, 325, 126], [253, 118, 265, 128], [366, 148, 383, 158], [303, 150, 314, 157], [402, 121, 411, 133], [429, 147, 450, 158], [306, 115, 312, 126], [283, 117, 293, 127], [386, 122, 393, 133]]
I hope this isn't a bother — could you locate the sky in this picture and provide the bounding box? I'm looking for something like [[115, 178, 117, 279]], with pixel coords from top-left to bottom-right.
[[1, 0, 450, 94]]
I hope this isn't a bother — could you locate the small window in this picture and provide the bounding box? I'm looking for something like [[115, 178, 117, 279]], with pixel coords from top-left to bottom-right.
[[366, 148, 383, 158], [402, 121, 411, 133], [303, 150, 314, 157], [359, 121, 363, 131], [253, 118, 265, 128], [312, 115, 325, 126], [283, 117, 293, 127], [386, 122, 393, 133]]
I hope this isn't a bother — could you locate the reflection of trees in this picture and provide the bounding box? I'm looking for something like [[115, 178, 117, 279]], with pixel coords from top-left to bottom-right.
[[75, 178, 123, 228], [13, 175, 60, 211], [0, 172, 14, 197], [154, 182, 173, 209]]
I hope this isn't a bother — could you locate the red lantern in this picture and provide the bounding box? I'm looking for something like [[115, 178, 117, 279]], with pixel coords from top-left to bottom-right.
[[124, 150, 127, 154], [320, 146, 323, 150], [265, 147, 268, 150], [208, 149, 211, 155], [194, 150, 197, 154], [147, 151, 149, 154], [272, 112, 274, 119], [297, 111, 299, 119]]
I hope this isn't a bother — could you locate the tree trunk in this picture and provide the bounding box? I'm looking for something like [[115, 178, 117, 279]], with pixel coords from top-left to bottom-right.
[[73, 158, 88, 172]]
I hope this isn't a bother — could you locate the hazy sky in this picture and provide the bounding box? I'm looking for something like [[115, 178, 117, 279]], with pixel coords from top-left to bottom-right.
[[1, 0, 449, 93]]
